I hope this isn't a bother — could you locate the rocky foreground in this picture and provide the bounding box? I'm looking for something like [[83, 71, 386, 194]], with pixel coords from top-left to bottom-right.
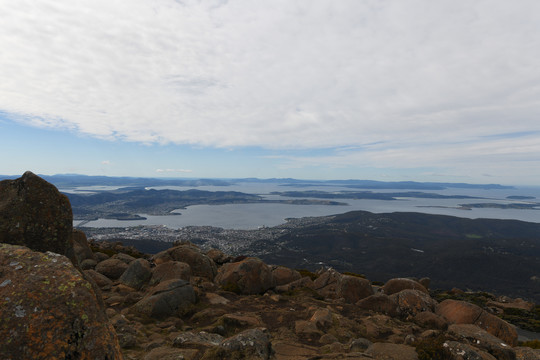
[[1, 172, 539, 360]]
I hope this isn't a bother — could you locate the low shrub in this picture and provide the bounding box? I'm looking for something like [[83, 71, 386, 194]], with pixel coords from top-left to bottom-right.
[[296, 269, 318, 281], [519, 339, 540, 349], [413, 335, 452, 360]]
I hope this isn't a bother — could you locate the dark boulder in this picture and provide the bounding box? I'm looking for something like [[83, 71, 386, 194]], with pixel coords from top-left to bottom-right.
[[96, 258, 129, 280], [119, 258, 152, 290], [215, 257, 273, 295], [339, 275, 373, 303], [132, 279, 196, 319], [84, 269, 114, 288], [0, 171, 73, 258], [72, 229, 96, 264], [356, 293, 400, 317]]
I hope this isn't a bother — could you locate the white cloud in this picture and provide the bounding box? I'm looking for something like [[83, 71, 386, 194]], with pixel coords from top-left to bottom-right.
[[1, 0, 540, 177], [101, 160, 111, 165]]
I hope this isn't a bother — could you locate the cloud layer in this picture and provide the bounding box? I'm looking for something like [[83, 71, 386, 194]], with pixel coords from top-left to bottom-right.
[[1, 0, 540, 178]]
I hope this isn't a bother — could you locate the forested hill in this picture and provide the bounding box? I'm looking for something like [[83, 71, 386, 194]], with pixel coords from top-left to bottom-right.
[[255, 211, 540, 302]]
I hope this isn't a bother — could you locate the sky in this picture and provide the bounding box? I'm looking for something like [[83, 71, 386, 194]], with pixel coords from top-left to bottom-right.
[[1, 1, 540, 185]]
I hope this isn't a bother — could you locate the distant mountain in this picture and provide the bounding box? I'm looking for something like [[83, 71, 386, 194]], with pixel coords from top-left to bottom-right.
[[275, 179, 514, 190], [0, 174, 232, 188], [0, 173, 514, 190], [271, 190, 481, 200]]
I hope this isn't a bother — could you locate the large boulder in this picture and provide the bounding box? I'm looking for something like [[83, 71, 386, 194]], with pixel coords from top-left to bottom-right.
[[382, 278, 429, 295], [150, 261, 191, 285], [339, 275, 373, 303], [389, 289, 437, 316], [219, 328, 273, 360], [132, 279, 196, 319], [119, 258, 152, 290], [443, 341, 497, 360], [436, 299, 518, 346], [313, 269, 373, 302], [448, 324, 516, 360], [72, 229, 96, 264], [215, 257, 274, 295], [0, 243, 123, 359], [275, 276, 315, 293], [313, 268, 342, 299], [156, 244, 217, 280], [271, 265, 302, 286], [85, 269, 114, 288], [356, 293, 400, 317], [0, 171, 73, 258], [96, 258, 129, 280]]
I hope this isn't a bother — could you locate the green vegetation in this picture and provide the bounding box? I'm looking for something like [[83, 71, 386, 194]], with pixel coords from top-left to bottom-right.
[[500, 306, 540, 332], [432, 290, 496, 308], [519, 339, 540, 349], [413, 335, 452, 360], [296, 269, 318, 281], [342, 271, 366, 278], [433, 291, 540, 332], [221, 282, 242, 295], [283, 287, 324, 301]]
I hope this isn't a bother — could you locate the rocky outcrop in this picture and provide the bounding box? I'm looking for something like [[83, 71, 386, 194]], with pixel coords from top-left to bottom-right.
[[0, 171, 73, 257], [436, 299, 518, 346], [215, 257, 274, 294], [0, 243, 122, 359]]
